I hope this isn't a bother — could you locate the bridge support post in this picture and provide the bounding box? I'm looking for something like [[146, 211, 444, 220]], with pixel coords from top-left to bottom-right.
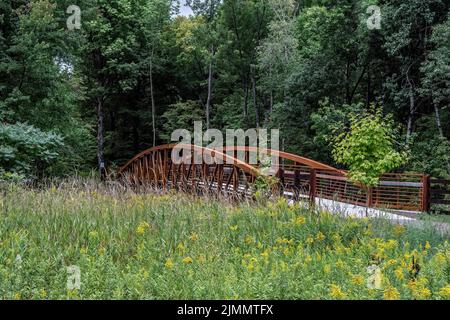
[[422, 174, 431, 212], [309, 169, 316, 207]]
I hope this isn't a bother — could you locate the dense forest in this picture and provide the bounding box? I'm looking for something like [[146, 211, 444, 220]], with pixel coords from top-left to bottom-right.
[[1, 0, 450, 181]]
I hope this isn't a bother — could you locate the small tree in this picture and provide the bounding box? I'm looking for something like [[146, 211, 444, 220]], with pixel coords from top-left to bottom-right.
[[332, 107, 408, 204]]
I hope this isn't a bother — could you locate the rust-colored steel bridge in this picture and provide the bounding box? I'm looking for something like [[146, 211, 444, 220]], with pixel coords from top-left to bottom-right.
[[118, 144, 429, 212]]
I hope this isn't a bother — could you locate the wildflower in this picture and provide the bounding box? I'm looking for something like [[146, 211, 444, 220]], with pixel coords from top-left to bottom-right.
[[336, 259, 345, 269], [383, 286, 400, 300], [394, 267, 404, 281], [182, 256, 193, 264], [229, 225, 238, 231], [424, 241, 431, 251], [88, 230, 98, 239], [408, 279, 431, 300], [350, 275, 364, 286], [323, 265, 331, 274], [438, 285, 450, 298], [316, 231, 326, 242], [305, 255, 312, 264], [40, 289, 47, 299], [385, 240, 398, 250], [136, 221, 150, 235], [141, 268, 150, 279], [165, 258, 174, 269], [189, 232, 199, 242], [176, 242, 186, 252], [260, 250, 269, 260], [384, 259, 398, 269], [244, 257, 258, 271], [244, 235, 253, 245], [306, 236, 314, 245], [330, 284, 346, 300], [80, 247, 87, 255], [293, 216, 306, 226], [393, 225, 406, 236]]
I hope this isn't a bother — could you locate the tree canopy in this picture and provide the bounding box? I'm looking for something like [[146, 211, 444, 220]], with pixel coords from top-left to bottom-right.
[[1, 0, 450, 180]]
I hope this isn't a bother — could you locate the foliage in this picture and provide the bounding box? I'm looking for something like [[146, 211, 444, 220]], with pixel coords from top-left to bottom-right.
[[2, 0, 450, 179], [0, 122, 63, 177], [332, 107, 408, 187], [0, 183, 449, 300], [160, 100, 204, 142]]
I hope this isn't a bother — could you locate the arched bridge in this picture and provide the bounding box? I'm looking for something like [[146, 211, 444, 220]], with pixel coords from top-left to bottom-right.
[[118, 144, 429, 212]]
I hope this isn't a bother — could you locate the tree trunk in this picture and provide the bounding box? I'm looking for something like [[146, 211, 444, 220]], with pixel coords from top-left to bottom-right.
[[251, 70, 259, 128], [243, 77, 249, 122], [434, 104, 444, 138], [96, 97, 106, 181], [205, 45, 214, 129], [406, 74, 415, 143], [149, 47, 156, 147]]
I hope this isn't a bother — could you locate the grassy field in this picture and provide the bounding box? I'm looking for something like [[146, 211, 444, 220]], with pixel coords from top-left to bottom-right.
[[0, 180, 449, 300]]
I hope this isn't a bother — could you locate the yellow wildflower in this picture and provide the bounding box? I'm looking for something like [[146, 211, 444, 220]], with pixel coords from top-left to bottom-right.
[[229, 225, 238, 231], [88, 230, 98, 239], [393, 225, 406, 236], [40, 289, 47, 299], [394, 267, 404, 281], [336, 259, 345, 269], [306, 236, 314, 245], [182, 256, 193, 264], [316, 231, 326, 242], [80, 247, 87, 255], [176, 242, 186, 252], [189, 232, 199, 241], [245, 235, 253, 245], [136, 221, 150, 235], [383, 286, 400, 300], [438, 285, 450, 298], [424, 241, 431, 251], [385, 240, 398, 250], [293, 216, 306, 226], [165, 258, 174, 269], [408, 279, 431, 300], [351, 275, 365, 286], [305, 255, 312, 264], [260, 250, 269, 260], [330, 284, 346, 300], [323, 265, 331, 274]]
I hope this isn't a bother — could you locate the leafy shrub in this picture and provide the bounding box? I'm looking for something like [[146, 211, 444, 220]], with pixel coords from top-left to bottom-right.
[[0, 122, 63, 178]]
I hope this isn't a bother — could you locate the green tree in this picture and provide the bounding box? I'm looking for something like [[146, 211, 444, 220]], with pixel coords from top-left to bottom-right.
[[332, 107, 407, 188]]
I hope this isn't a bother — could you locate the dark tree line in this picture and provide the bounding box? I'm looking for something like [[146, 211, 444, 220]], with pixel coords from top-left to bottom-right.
[[1, 0, 450, 180]]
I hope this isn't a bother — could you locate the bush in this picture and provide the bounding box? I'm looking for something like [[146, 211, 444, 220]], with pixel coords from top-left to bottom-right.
[[0, 122, 64, 178]]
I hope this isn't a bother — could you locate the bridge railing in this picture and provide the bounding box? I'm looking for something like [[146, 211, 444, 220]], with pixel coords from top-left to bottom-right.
[[119, 145, 428, 212], [276, 167, 427, 212]]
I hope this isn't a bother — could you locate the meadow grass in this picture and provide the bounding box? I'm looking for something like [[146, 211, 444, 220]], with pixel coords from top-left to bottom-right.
[[0, 180, 449, 300]]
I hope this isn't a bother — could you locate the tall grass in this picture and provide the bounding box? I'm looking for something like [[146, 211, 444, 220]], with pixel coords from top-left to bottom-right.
[[0, 179, 449, 300]]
